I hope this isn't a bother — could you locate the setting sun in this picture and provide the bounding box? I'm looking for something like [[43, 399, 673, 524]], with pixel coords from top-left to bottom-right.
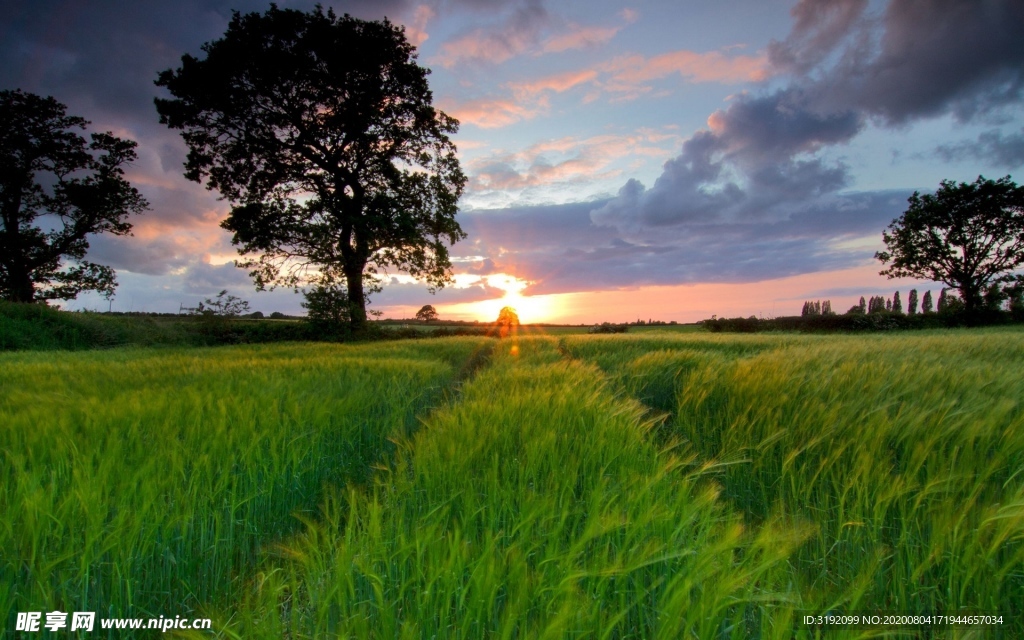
[[437, 272, 563, 323], [471, 291, 558, 324]]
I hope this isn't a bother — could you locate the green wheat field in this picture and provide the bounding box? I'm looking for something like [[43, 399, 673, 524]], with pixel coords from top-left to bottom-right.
[[2, 328, 1022, 638]]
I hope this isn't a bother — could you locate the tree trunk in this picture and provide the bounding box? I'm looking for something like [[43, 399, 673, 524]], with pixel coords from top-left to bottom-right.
[[960, 282, 981, 315], [344, 261, 367, 333], [5, 264, 36, 303]]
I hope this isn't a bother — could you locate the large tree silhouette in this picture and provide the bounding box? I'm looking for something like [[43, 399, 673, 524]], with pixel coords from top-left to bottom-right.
[[876, 175, 1024, 315], [155, 5, 466, 331], [0, 90, 148, 303]]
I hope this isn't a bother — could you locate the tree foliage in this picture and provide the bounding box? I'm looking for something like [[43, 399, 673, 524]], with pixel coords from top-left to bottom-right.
[[192, 289, 251, 317], [0, 90, 148, 303], [496, 306, 520, 327], [155, 5, 466, 331], [301, 282, 350, 336], [876, 175, 1024, 314], [415, 304, 438, 322], [922, 290, 934, 314], [801, 300, 834, 316]]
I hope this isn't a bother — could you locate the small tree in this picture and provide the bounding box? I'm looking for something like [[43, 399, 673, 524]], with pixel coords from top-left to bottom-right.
[[983, 283, 1008, 311], [939, 289, 965, 315], [822, 300, 832, 315], [859, 296, 867, 314], [922, 290, 934, 313], [495, 306, 519, 338], [908, 289, 919, 315], [937, 288, 948, 313], [496, 306, 520, 326], [302, 282, 350, 335], [1006, 279, 1024, 320], [0, 90, 149, 303], [415, 304, 439, 322], [876, 175, 1024, 315], [192, 290, 251, 317]]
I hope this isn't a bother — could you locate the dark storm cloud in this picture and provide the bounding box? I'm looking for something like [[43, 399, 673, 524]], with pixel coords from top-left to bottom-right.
[[182, 261, 253, 294], [767, 0, 869, 75], [459, 191, 905, 296], [0, 0, 413, 122], [87, 234, 195, 276], [935, 128, 1024, 169], [592, 89, 862, 232], [589, 0, 1022, 293], [770, 0, 1024, 124], [0, 0, 418, 286]]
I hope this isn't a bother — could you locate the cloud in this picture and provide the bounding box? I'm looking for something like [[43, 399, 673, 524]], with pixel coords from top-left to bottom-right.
[[444, 97, 544, 128], [182, 261, 253, 294], [432, 0, 549, 67], [87, 234, 197, 277], [590, 0, 1023, 286], [449, 45, 771, 130], [462, 129, 682, 206], [432, 1, 633, 68], [600, 49, 770, 91], [445, 69, 596, 130], [508, 69, 599, 101], [0, 0, 420, 287], [769, 0, 1024, 124], [592, 88, 861, 233], [541, 24, 620, 54], [402, 4, 436, 47], [767, 0, 869, 74], [451, 191, 906, 297], [935, 128, 1024, 168]]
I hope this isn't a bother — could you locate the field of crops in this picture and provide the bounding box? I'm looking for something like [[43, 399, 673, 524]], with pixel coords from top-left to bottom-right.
[[3, 328, 1022, 638]]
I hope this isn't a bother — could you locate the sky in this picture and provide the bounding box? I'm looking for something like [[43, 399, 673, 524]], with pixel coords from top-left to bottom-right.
[[2, 0, 1023, 323]]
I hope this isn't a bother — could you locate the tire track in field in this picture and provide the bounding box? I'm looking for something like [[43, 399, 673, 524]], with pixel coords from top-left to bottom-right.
[[222, 335, 804, 638]]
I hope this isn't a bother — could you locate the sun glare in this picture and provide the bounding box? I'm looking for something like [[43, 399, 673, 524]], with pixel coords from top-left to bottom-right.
[[470, 291, 557, 324], [438, 272, 563, 323]]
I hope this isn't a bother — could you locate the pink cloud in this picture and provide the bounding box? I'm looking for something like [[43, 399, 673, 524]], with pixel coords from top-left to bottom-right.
[[602, 49, 771, 87], [444, 98, 544, 129], [402, 5, 435, 48], [508, 69, 599, 101], [433, 10, 630, 68], [446, 46, 771, 130], [434, 27, 535, 68], [541, 24, 620, 54], [467, 129, 681, 193]]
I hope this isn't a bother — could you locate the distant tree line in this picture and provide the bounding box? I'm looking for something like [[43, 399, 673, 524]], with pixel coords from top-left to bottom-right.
[[627, 318, 679, 326], [707, 282, 1024, 333]]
